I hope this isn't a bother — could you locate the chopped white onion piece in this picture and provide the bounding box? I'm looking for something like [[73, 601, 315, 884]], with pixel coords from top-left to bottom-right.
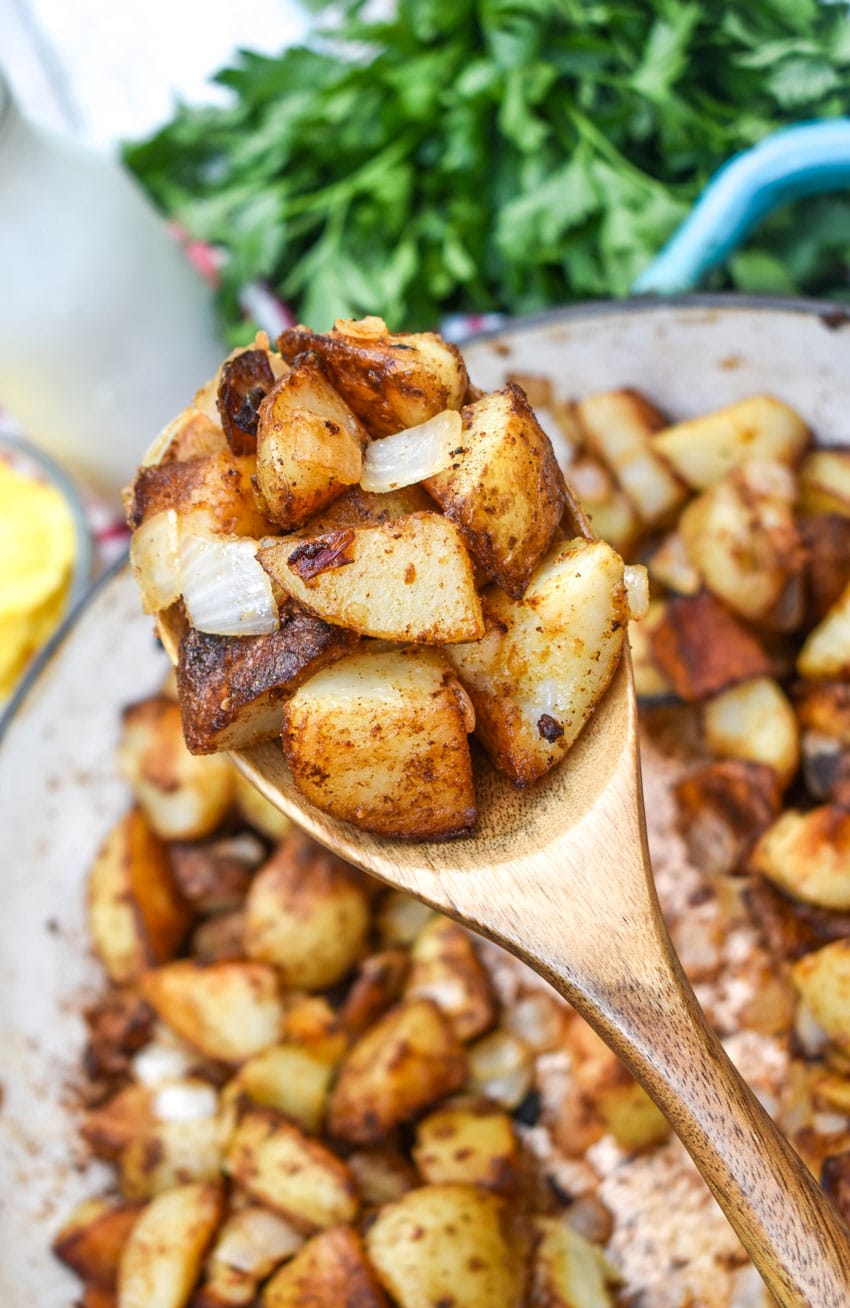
[[131, 1040, 195, 1088], [129, 509, 181, 614], [213, 1208, 304, 1273], [624, 564, 650, 621], [153, 1079, 218, 1123], [360, 408, 462, 493], [180, 533, 279, 636]]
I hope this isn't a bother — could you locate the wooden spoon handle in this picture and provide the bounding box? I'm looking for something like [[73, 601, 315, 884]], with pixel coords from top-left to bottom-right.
[[550, 935, 850, 1307]]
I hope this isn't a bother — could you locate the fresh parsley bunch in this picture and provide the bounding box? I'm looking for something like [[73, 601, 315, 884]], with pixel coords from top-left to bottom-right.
[[125, 0, 850, 336]]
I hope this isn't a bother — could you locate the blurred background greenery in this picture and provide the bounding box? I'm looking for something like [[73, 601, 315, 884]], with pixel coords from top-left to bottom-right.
[[124, 0, 850, 338]]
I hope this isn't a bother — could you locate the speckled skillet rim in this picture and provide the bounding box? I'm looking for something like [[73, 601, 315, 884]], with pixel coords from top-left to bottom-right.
[[2, 291, 846, 744]]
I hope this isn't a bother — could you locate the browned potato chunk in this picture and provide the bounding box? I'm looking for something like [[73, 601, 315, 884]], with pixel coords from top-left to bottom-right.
[[795, 682, 850, 807], [147, 407, 229, 467], [627, 602, 675, 700], [649, 593, 772, 702], [176, 614, 357, 754], [646, 529, 702, 597], [126, 451, 275, 537], [424, 385, 566, 599], [798, 581, 850, 680], [116, 1182, 223, 1308], [412, 1103, 520, 1193], [197, 1206, 303, 1308], [702, 677, 799, 788], [168, 831, 264, 913], [255, 355, 367, 530], [405, 917, 497, 1041], [224, 1109, 358, 1231], [117, 696, 235, 840], [140, 960, 284, 1063], [82, 1085, 156, 1160], [565, 1019, 669, 1153], [299, 482, 433, 532], [53, 1198, 143, 1288], [792, 940, 850, 1053], [445, 539, 634, 786], [277, 317, 468, 437], [242, 832, 370, 990], [365, 1184, 529, 1308], [258, 513, 484, 644], [217, 347, 279, 456], [650, 394, 809, 490], [575, 388, 686, 525], [751, 806, 850, 910], [261, 1224, 388, 1308], [327, 999, 467, 1143], [281, 994, 349, 1066], [674, 760, 781, 879], [798, 513, 850, 626], [678, 461, 802, 627], [532, 1216, 617, 1308], [340, 948, 410, 1036], [798, 448, 850, 517], [222, 1043, 335, 1134], [346, 1147, 418, 1207], [119, 1098, 221, 1200], [88, 808, 192, 984], [282, 647, 477, 839]]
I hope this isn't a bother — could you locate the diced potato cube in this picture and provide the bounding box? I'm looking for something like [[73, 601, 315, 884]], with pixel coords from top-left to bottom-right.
[[281, 995, 348, 1066], [376, 891, 436, 947], [255, 355, 367, 530], [445, 538, 632, 785], [223, 1043, 335, 1135], [532, 1216, 617, 1308], [258, 513, 483, 643], [798, 513, 850, 626], [568, 457, 645, 560], [117, 1182, 223, 1308], [119, 1108, 221, 1200], [797, 581, 850, 680], [199, 1206, 303, 1308], [282, 647, 477, 839], [792, 940, 850, 1053], [53, 1198, 143, 1288], [117, 696, 235, 840], [565, 1019, 669, 1153], [365, 1184, 528, 1308], [168, 832, 264, 913], [299, 483, 433, 533], [796, 682, 850, 807], [242, 832, 370, 989], [82, 1085, 156, 1160], [176, 616, 357, 754], [190, 910, 247, 964], [142, 405, 228, 468], [261, 1224, 388, 1308], [627, 602, 674, 701], [216, 346, 281, 456], [678, 461, 802, 626], [140, 960, 284, 1063], [340, 949, 410, 1036], [233, 769, 292, 842], [277, 319, 468, 437], [674, 760, 781, 878], [647, 530, 702, 597], [126, 451, 275, 538], [649, 593, 772, 702], [424, 385, 566, 599], [413, 1104, 520, 1192], [224, 1110, 358, 1231], [702, 677, 799, 788], [576, 388, 686, 525], [327, 999, 467, 1143], [88, 808, 191, 984], [798, 449, 850, 517], [405, 917, 497, 1042], [751, 807, 850, 911], [650, 395, 809, 490]]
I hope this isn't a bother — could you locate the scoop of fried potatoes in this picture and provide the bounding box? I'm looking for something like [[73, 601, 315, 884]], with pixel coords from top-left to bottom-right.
[[124, 318, 647, 838]]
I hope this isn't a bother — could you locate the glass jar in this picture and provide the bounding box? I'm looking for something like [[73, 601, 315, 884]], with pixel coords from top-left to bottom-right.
[[0, 72, 224, 501]]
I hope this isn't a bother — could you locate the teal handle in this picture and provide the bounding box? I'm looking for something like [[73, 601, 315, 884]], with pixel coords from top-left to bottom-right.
[[633, 120, 850, 295]]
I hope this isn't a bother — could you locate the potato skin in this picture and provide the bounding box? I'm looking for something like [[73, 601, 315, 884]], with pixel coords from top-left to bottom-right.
[[648, 592, 772, 702], [282, 647, 477, 839], [327, 998, 467, 1144], [176, 611, 358, 754], [53, 1198, 143, 1287], [242, 832, 371, 990], [425, 384, 566, 600], [277, 323, 468, 437]]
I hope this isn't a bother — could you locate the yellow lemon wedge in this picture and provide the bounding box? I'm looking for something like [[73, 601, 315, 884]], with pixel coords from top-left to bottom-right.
[[0, 460, 76, 696]]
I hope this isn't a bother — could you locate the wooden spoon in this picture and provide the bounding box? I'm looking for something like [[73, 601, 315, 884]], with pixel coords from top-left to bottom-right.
[[157, 528, 850, 1306]]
